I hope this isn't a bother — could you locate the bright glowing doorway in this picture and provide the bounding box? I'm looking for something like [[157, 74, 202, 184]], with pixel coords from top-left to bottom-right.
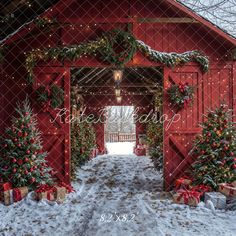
[[105, 106, 136, 154]]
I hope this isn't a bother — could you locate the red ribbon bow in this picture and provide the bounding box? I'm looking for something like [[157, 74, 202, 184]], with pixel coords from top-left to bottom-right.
[[177, 189, 201, 204]]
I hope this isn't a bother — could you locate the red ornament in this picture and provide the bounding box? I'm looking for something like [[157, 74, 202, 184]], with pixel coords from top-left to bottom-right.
[[14, 138, 18, 142], [207, 133, 211, 137], [234, 158, 236, 161], [24, 158, 29, 162], [30, 168, 33, 172], [224, 146, 229, 151], [17, 159, 23, 165], [201, 150, 205, 155], [26, 150, 30, 154], [12, 158, 17, 163], [13, 168, 17, 173], [24, 132, 28, 137], [30, 178, 36, 183], [21, 125, 24, 129], [230, 152, 234, 156], [24, 170, 29, 175], [233, 164, 236, 169], [17, 143, 21, 147], [18, 131, 23, 137], [30, 138, 35, 143], [25, 112, 29, 116]]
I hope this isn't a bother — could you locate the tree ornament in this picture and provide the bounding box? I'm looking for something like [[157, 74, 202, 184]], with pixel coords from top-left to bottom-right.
[[17, 160, 23, 165], [18, 131, 23, 137], [26, 150, 30, 154]]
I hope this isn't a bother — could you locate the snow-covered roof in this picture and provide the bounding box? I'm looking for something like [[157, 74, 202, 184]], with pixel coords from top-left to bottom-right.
[[179, 0, 236, 38]]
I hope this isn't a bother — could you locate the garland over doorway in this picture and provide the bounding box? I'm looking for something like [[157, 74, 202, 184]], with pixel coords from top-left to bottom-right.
[[25, 29, 209, 82]]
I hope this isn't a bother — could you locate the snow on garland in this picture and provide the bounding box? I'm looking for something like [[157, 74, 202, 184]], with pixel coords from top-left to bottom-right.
[[22, 29, 209, 82], [136, 40, 209, 73]]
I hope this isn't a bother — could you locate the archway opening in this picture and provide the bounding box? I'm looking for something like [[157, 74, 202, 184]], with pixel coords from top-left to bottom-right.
[[70, 67, 164, 179]]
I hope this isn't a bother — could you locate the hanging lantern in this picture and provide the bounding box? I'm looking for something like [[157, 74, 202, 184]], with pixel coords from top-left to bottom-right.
[[113, 69, 123, 83], [117, 96, 122, 103], [115, 88, 121, 97]]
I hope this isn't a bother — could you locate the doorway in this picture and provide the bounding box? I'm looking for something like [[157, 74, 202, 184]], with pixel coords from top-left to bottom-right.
[[105, 106, 136, 154]]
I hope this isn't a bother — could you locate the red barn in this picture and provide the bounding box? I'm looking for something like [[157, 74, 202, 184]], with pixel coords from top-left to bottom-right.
[[0, 0, 235, 190]]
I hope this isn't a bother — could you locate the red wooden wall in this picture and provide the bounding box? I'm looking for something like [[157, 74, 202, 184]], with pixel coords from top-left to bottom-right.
[[0, 0, 235, 188]]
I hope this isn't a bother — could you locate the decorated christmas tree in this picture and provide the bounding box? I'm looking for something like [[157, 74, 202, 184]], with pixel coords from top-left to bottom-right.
[[0, 98, 53, 188], [71, 121, 96, 179], [191, 104, 236, 189]]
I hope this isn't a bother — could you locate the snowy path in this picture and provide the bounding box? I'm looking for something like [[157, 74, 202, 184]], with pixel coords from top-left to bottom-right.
[[0, 155, 235, 236]]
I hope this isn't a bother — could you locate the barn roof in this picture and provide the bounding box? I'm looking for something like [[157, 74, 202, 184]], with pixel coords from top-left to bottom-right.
[[0, 0, 235, 46]]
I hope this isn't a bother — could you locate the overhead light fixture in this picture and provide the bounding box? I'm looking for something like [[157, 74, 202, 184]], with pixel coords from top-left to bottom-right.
[[113, 69, 123, 83], [117, 96, 122, 103], [115, 88, 121, 97]]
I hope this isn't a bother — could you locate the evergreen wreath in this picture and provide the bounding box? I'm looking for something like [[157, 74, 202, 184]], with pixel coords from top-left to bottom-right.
[[36, 85, 64, 110], [167, 82, 194, 109], [100, 29, 137, 65]]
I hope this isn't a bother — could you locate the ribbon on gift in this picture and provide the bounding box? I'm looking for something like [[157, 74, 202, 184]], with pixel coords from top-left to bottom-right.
[[13, 188, 23, 202], [219, 183, 236, 197], [175, 176, 192, 190], [176, 189, 201, 204]]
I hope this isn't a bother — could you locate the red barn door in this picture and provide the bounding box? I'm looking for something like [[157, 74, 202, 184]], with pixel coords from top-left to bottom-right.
[[33, 67, 71, 184], [163, 66, 203, 190]]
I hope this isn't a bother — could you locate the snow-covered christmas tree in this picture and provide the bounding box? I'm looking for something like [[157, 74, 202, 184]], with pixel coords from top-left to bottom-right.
[[0, 98, 53, 188], [191, 104, 236, 189]]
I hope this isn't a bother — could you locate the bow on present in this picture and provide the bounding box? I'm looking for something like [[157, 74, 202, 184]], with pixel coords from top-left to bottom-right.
[[177, 189, 201, 204], [0, 182, 12, 191], [35, 184, 57, 201], [175, 176, 193, 190]]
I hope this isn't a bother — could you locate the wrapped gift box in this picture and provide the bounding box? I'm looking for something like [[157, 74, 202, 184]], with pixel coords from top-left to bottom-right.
[[54, 186, 66, 203], [204, 192, 226, 209], [1, 187, 28, 206], [134, 145, 146, 156], [35, 184, 67, 203], [218, 182, 236, 198], [173, 189, 201, 207]]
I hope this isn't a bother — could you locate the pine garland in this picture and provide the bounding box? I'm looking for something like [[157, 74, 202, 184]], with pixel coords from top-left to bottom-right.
[[24, 29, 209, 82], [136, 40, 209, 72]]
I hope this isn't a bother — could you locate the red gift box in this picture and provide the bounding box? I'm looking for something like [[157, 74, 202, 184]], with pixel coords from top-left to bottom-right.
[[173, 189, 201, 207], [135, 147, 146, 156]]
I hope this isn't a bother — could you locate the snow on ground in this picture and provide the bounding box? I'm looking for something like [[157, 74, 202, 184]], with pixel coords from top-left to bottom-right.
[[0, 155, 235, 236], [106, 142, 135, 155]]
